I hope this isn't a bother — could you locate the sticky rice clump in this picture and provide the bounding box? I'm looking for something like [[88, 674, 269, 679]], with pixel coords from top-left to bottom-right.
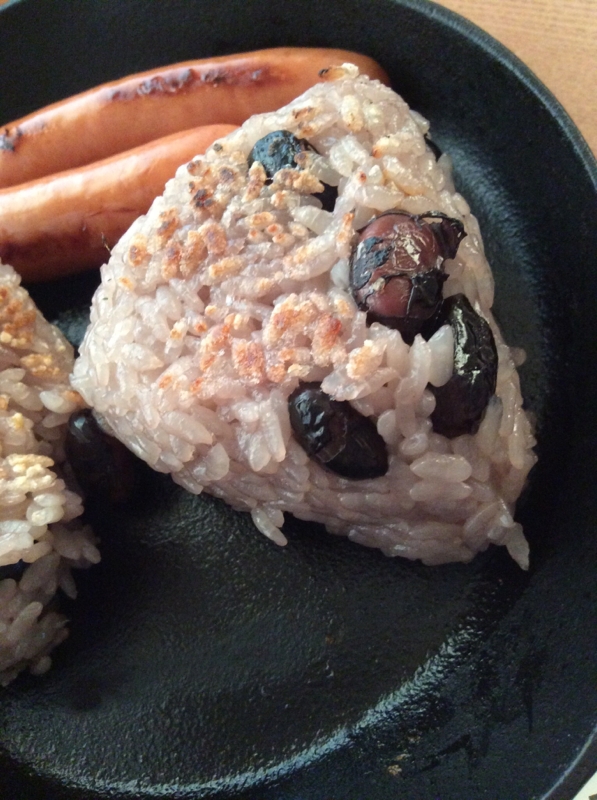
[[73, 64, 536, 568], [0, 264, 99, 685]]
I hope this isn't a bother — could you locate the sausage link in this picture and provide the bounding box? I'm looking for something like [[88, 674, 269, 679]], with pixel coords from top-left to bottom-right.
[[0, 48, 389, 189], [0, 124, 237, 282]]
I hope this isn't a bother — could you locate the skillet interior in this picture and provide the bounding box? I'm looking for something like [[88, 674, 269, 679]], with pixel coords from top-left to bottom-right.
[[1, 0, 597, 798]]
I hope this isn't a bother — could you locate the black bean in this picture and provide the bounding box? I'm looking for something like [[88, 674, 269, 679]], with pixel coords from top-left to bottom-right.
[[349, 211, 465, 342], [65, 410, 136, 504], [248, 130, 338, 211], [424, 294, 498, 438], [248, 130, 313, 180], [288, 383, 388, 480]]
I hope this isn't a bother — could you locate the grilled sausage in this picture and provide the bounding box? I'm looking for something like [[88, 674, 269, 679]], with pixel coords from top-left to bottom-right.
[[0, 124, 237, 281], [0, 48, 389, 189]]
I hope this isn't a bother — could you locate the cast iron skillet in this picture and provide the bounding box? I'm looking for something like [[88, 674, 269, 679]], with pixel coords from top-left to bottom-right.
[[1, 0, 597, 798]]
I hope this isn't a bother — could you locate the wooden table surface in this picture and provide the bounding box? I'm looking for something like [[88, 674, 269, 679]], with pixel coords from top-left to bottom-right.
[[435, 0, 597, 156]]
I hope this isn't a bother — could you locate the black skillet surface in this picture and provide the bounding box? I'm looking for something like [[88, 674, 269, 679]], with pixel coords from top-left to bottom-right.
[[1, 0, 597, 798]]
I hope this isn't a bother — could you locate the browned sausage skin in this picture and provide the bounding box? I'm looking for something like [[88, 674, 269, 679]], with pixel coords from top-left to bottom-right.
[[0, 124, 237, 282], [0, 48, 389, 189]]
